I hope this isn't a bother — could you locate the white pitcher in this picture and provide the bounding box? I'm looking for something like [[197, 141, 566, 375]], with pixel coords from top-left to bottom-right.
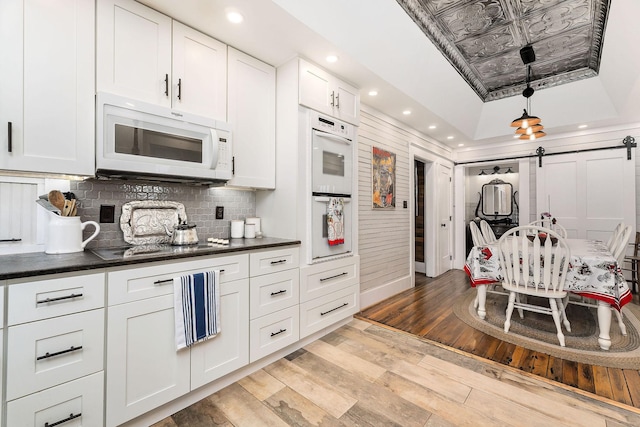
[[45, 213, 100, 254]]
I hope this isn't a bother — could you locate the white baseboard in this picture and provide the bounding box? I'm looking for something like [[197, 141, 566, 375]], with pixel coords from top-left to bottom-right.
[[359, 275, 412, 310]]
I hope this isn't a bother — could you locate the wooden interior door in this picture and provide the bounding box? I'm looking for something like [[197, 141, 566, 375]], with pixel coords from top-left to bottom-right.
[[535, 150, 635, 240]]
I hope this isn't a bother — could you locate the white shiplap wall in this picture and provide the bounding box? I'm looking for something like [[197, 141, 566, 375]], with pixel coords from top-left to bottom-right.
[[357, 110, 411, 293]]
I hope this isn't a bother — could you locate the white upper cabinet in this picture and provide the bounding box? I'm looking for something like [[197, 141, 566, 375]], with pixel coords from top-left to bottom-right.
[[298, 59, 360, 125], [0, 0, 95, 175], [227, 48, 276, 189], [172, 21, 227, 121], [97, 0, 227, 121]]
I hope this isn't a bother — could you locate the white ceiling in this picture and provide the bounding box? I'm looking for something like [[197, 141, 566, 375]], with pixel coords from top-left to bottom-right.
[[139, 0, 640, 150]]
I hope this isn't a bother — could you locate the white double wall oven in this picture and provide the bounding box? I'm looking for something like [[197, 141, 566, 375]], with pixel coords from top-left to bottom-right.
[[305, 110, 355, 263]]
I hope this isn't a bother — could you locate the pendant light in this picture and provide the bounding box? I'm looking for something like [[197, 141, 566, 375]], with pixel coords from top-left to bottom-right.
[[510, 47, 545, 140]]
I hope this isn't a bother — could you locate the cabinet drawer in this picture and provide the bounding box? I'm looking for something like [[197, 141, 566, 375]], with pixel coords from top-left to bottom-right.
[[250, 269, 299, 319], [300, 284, 359, 338], [108, 254, 248, 305], [299, 256, 359, 302], [8, 272, 105, 325], [6, 371, 103, 427], [250, 246, 299, 277], [6, 309, 104, 401], [250, 306, 299, 363]]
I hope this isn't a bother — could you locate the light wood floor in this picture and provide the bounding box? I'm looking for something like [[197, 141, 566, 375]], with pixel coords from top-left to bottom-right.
[[154, 290, 640, 425]]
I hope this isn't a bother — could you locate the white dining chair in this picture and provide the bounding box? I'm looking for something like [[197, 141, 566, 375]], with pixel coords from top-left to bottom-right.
[[528, 219, 567, 238], [469, 221, 486, 246], [497, 225, 571, 347], [607, 222, 625, 253], [480, 220, 497, 244]]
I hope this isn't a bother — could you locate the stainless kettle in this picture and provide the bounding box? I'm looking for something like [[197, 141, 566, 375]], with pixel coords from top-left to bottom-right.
[[164, 217, 199, 245]]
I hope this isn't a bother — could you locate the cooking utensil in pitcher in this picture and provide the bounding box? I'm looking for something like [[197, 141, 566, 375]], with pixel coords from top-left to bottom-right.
[[48, 190, 65, 212]]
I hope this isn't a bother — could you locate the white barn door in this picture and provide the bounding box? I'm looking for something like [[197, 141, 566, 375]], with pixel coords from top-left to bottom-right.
[[536, 150, 635, 240]]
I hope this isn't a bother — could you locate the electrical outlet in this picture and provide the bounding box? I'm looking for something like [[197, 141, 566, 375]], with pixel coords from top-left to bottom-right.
[[403, 200, 408, 209], [100, 204, 115, 223], [215, 206, 224, 219]]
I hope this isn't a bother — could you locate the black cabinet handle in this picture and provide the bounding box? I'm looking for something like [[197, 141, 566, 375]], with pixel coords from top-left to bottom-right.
[[177, 78, 182, 100], [164, 74, 169, 96], [36, 293, 83, 304], [270, 289, 286, 296], [270, 328, 287, 337], [0, 238, 21, 242], [37, 345, 83, 361], [45, 412, 81, 427], [270, 259, 287, 265], [321, 302, 348, 316], [319, 272, 348, 282], [154, 279, 173, 286], [336, 93, 340, 109], [8, 122, 12, 152]]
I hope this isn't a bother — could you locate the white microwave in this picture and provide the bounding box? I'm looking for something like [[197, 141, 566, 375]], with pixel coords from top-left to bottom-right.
[[96, 92, 232, 184]]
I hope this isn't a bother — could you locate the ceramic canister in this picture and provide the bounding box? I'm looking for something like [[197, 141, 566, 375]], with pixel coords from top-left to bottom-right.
[[230, 220, 244, 238], [244, 223, 256, 239]]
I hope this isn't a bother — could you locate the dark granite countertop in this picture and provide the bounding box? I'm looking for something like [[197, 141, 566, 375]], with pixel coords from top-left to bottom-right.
[[0, 237, 301, 280]]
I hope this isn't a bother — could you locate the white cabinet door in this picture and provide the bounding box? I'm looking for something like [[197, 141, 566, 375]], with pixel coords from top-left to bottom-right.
[[172, 21, 227, 120], [227, 48, 276, 189], [106, 294, 190, 427], [190, 278, 249, 389], [97, 0, 172, 106], [0, 0, 95, 175], [298, 59, 360, 125]]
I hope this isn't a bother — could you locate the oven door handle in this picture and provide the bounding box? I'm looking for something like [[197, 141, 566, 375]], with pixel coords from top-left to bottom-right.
[[312, 130, 351, 145], [314, 197, 351, 203]]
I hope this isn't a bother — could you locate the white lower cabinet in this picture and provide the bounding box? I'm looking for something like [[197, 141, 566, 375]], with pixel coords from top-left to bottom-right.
[[300, 284, 359, 338], [190, 278, 249, 390], [6, 371, 103, 427], [106, 255, 250, 427], [106, 294, 191, 427], [250, 305, 299, 363]]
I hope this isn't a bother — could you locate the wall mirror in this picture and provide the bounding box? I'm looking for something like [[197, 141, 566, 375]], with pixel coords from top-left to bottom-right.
[[482, 179, 513, 216]]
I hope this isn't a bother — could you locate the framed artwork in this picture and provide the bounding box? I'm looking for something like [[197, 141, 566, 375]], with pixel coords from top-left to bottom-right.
[[372, 146, 396, 208]]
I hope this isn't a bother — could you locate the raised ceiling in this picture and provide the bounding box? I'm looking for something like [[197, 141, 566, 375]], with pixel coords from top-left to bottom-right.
[[397, 0, 611, 101]]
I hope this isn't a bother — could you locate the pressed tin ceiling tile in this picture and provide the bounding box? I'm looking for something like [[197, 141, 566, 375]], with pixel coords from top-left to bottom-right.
[[396, 0, 610, 101]]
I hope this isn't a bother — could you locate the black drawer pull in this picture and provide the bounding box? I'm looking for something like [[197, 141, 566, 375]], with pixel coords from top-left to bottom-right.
[[7, 121, 12, 152], [45, 412, 81, 427], [321, 302, 348, 316], [177, 78, 182, 100], [0, 238, 21, 242], [37, 345, 83, 361], [270, 289, 287, 296], [164, 74, 169, 96], [270, 259, 287, 265], [319, 272, 348, 282], [270, 328, 287, 337], [36, 293, 83, 304]]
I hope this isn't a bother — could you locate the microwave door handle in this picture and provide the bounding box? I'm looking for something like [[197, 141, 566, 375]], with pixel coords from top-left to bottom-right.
[[209, 129, 219, 168], [312, 130, 351, 145]]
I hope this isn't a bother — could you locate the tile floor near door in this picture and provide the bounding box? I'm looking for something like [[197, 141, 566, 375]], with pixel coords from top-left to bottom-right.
[[154, 317, 640, 426]]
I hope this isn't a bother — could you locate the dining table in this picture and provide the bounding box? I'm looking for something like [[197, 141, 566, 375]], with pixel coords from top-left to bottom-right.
[[464, 238, 633, 350]]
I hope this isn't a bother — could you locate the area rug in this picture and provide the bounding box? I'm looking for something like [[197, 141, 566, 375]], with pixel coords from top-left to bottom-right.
[[453, 287, 640, 369]]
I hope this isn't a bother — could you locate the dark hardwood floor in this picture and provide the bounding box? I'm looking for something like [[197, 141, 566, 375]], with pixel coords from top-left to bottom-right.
[[356, 269, 640, 409]]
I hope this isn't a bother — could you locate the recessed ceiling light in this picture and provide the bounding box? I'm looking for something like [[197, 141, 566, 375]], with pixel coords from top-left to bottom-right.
[[226, 10, 243, 23], [402, 110, 411, 115], [458, 143, 464, 147], [428, 125, 437, 129], [447, 136, 454, 140], [368, 90, 378, 96], [578, 124, 588, 129], [326, 55, 338, 63]]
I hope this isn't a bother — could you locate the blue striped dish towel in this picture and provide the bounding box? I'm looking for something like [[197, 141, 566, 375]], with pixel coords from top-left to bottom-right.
[[174, 270, 221, 350]]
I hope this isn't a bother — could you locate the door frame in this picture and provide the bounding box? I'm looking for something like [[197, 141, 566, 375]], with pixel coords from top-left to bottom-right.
[[410, 145, 453, 283]]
